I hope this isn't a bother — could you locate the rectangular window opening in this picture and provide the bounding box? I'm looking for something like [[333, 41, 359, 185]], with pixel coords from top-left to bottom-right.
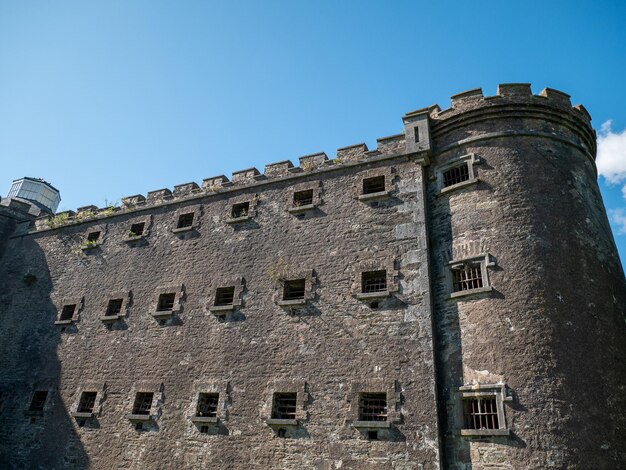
[[196, 393, 219, 418], [132, 392, 154, 415], [177, 212, 195, 228], [87, 231, 101, 242], [452, 265, 483, 292], [231, 202, 250, 219], [78, 391, 97, 413], [362, 270, 387, 293], [293, 189, 314, 207], [272, 392, 297, 420], [215, 287, 235, 306], [363, 175, 386, 195], [59, 304, 76, 321], [359, 392, 387, 422], [463, 397, 499, 430], [283, 279, 306, 301], [29, 391, 49, 412], [414, 126, 420, 143], [129, 222, 145, 237], [106, 299, 123, 316], [200, 425, 209, 434], [443, 164, 470, 188], [368, 430, 379, 440], [157, 293, 176, 311]]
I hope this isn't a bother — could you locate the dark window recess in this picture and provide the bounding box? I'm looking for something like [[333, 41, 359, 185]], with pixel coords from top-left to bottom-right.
[[196, 393, 219, 417], [132, 392, 154, 415], [200, 425, 209, 434], [272, 393, 297, 420], [283, 279, 306, 301], [368, 430, 379, 440], [277, 428, 287, 438], [106, 299, 123, 316], [452, 265, 483, 292], [443, 164, 470, 187], [29, 391, 49, 412], [414, 126, 420, 143], [77, 419, 86, 427], [157, 293, 176, 311], [463, 397, 499, 430], [231, 202, 250, 218], [363, 176, 386, 195], [78, 392, 97, 413], [177, 212, 194, 228], [361, 270, 387, 293], [135, 422, 143, 431], [129, 222, 145, 236], [87, 231, 101, 242], [215, 287, 235, 306], [293, 189, 314, 207], [59, 304, 76, 321], [359, 393, 387, 422]]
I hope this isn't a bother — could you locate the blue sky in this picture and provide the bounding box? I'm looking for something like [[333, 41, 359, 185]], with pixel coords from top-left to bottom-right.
[[1, 0, 626, 264]]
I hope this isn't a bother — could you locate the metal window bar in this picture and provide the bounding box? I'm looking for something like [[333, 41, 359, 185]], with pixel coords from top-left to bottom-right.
[[215, 287, 235, 306], [60, 304, 76, 321], [177, 213, 194, 228], [157, 293, 176, 311], [29, 391, 48, 411], [363, 176, 386, 195], [463, 397, 499, 430], [443, 164, 470, 187], [231, 202, 249, 218], [196, 393, 219, 417], [362, 270, 387, 293], [283, 279, 306, 300], [293, 189, 314, 207], [359, 393, 387, 421], [78, 392, 97, 413], [452, 265, 483, 291], [272, 393, 297, 420], [106, 299, 123, 316], [133, 393, 154, 415]]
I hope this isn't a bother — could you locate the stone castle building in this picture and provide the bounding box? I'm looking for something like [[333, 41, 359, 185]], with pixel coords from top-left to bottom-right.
[[0, 84, 624, 469]]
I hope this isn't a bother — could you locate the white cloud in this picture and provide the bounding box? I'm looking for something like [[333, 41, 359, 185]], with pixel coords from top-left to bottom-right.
[[597, 120, 626, 187], [608, 208, 626, 235]]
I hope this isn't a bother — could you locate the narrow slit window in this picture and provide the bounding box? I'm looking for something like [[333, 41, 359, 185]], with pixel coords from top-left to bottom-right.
[[283, 279, 306, 301], [443, 164, 470, 188], [29, 391, 49, 412], [359, 393, 387, 422], [414, 126, 420, 143], [452, 265, 483, 292], [463, 397, 499, 430], [196, 393, 219, 417], [106, 299, 123, 316], [293, 189, 314, 207], [361, 270, 387, 293], [231, 202, 250, 219], [132, 392, 154, 415], [129, 222, 145, 237], [177, 212, 194, 228], [87, 231, 101, 243], [272, 393, 297, 420], [363, 176, 386, 195], [215, 287, 235, 306], [200, 425, 209, 433], [78, 392, 97, 413], [59, 304, 76, 321], [157, 293, 176, 311]]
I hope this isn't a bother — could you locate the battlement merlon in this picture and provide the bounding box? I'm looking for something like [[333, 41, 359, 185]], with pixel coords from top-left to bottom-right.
[[28, 83, 594, 231]]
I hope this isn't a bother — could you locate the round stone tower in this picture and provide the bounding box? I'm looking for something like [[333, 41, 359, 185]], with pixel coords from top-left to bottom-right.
[[426, 84, 626, 469]]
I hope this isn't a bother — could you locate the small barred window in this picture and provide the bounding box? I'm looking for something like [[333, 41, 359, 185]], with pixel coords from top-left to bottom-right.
[[177, 212, 194, 228], [283, 279, 306, 301], [59, 304, 76, 321], [106, 299, 123, 316], [129, 222, 145, 237], [463, 397, 499, 430], [157, 293, 176, 311], [272, 393, 297, 420], [293, 189, 314, 207], [359, 393, 387, 422], [442, 164, 470, 188], [78, 392, 97, 413], [132, 392, 154, 415], [29, 391, 49, 412], [231, 202, 250, 219], [452, 265, 483, 292], [361, 270, 387, 293], [196, 393, 219, 418], [215, 287, 235, 306], [363, 176, 386, 195]]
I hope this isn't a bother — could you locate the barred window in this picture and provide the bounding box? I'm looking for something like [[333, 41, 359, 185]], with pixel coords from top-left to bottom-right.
[[463, 397, 499, 430], [361, 270, 387, 293], [29, 391, 48, 412], [283, 279, 306, 301], [293, 189, 314, 207], [196, 393, 219, 418], [177, 212, 194, 228], [272, 393, 297, 420], [231, 202, 250, 219], [215, 287, 235, 306], [359, 393, 387, 422], [129, 222, 145, 237], [157, 293, 176, 311], [452, 264, 483, 292], [59, 304, 76, 321], [78, 392, 97, 413], [106, 299, 123, 316], [132, 392, 154, 415], [443, 164, 470, 187], [363, 176, 386, 195]]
